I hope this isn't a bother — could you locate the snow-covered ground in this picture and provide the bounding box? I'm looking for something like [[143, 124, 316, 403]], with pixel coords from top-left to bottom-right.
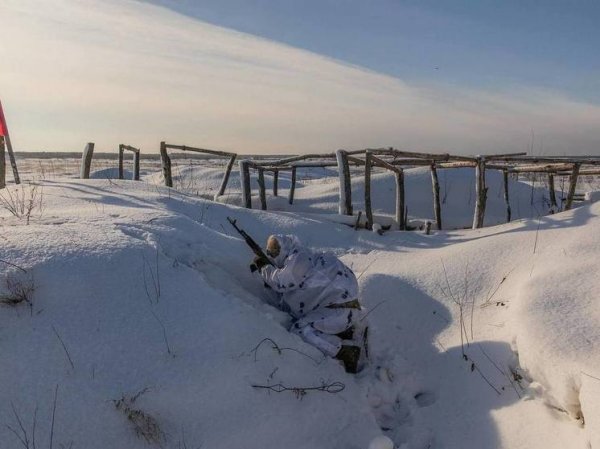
[[1, 163, 599, 448]]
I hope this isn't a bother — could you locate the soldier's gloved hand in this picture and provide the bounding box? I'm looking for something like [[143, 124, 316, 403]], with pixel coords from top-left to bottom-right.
[[250, 255, 269, 273]]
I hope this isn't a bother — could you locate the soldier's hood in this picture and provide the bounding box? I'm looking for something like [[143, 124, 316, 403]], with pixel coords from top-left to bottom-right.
[[269, 234, 302, 267]]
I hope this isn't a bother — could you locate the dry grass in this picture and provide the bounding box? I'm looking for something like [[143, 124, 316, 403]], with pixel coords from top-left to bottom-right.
[[113, 388, 165, 445], [0, 183, 44, 224], [0, 272, 35, 313]]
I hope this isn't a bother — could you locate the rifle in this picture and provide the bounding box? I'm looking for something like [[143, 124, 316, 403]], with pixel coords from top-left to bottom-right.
[[227, 217, 274, 271]]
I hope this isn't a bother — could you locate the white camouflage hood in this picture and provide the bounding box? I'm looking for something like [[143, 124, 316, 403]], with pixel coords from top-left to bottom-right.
[[268, 234, 302, 267]]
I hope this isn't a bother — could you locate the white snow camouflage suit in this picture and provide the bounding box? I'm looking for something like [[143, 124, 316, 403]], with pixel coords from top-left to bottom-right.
[[260, 235, 365, 358]]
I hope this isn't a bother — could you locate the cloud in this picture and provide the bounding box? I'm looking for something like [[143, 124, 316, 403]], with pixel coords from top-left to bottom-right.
[[1, 0, 599, 155]]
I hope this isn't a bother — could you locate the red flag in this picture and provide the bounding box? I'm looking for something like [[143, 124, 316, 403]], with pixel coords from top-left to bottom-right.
[[0, 100, 7, 137]]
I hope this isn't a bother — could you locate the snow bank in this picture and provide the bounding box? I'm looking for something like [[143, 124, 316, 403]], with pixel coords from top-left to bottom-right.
[[1, 176, 598, 449], [514, 203, 600, 446], [0, 180, 380, 449]]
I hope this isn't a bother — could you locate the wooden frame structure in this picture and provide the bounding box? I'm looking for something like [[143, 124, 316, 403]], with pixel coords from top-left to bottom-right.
[[236, 148, 600, 231], [160, 142, 237, 198], [118, 144, 141, 180]]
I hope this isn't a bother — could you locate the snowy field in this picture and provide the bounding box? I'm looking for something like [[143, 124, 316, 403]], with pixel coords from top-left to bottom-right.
[[1, 157, 600, 448]]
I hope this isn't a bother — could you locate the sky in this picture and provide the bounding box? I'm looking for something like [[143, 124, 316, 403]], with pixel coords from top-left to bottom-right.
[[148, 0, 600, 104], [1, 0, 599, 155]]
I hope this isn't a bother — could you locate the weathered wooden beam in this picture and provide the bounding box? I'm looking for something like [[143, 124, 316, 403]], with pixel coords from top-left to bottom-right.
[[164, 144, 236, 158], [496, 156, 600, 165], [272, 170, 279, 196], [160, 141, 173, 187], [438, 161, 478, 169], [336, 149, 353, 216], [556, 169, 600, 176], [370, 155, 401, 173], [266, 153, 337, 166], [366, 148, 452, 161], [548, 173, 557, 211], [239, 160, 252, 209], [565, 163, 581, 211], [364, 152, 373, 229], [395, 169, 405, 230], [346, 155, 366, 166], [483, 152, 528, 160], [430, 163, 442, 230], [216, 154, 237, 198], [257, 168, 267, 211], [505, 163, 573, 173], [0, 136, 6, 189], [472, 157, 488, 229], [288, 167, 297, 205], [503, 169, 511, 222], [80, 142, 95, 179]]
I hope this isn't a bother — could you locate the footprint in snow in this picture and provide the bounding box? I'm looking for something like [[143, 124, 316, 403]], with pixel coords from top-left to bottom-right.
[[414, 391, 436, 408]]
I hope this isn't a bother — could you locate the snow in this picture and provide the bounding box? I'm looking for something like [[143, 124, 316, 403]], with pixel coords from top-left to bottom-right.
[[1, 163, 599, 448]]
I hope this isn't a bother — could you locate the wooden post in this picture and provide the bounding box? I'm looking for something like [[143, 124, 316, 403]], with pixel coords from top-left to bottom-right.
[[430, 163, 442, 230], [3, 133, 20, 184], [288, 167, 297, 205], [118, 144, 124, 180], [239, 160, 252, 209], [0, 136, 5, 189], [335, 149, 353, 215], [548, 173, 557, 211], [273, 170, 279, 196], [133, 151, 140, 181], [80, 142, 94, 179], [395, 168, 405, 230], [159, 141, 172, 187], [565, 163, 581, 210], [364, 151, 373, 229], [472, 157, 487, 229], [216, 154, 237, 197], [503, 169, 511, 222], [257, 168, 267, 210]]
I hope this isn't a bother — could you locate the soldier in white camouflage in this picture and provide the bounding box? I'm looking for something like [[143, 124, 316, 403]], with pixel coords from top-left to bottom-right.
[[252, 234, 367, 373]]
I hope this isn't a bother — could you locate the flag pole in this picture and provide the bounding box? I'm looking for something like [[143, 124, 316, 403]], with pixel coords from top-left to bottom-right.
[[0, 100, 20, 184]]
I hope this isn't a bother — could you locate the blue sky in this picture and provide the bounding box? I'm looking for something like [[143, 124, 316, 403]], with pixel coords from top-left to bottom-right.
[[146, 0, 600, 103]]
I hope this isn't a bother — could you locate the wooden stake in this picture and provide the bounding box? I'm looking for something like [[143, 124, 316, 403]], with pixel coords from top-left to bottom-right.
[[395, 169, 405, 230], [273, 170, 279, 196], [80, 142, 94, 179], [364, 152, 373, 229], [565, 163, 580, 210], [118, 144, 124, 179], [503, 169, 511, 222], [336, 150, 353, 215], [430, 163, 442, 230], [472, 157, 488, 229], [354, 211, 362, 230], [288, 167, 296, 205], [216, 154, 237, 197], [257, 168, 267, 210], [133, 151, 140, 181], [0, 136, 5, 189], [548, 173, 557, 211], [239, 160, 252, 208], [159, 141, 172, 187], [3, 131, 20, 184]]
